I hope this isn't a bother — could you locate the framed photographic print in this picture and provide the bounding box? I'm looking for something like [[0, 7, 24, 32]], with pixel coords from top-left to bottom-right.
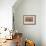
[[23, 15, 36, 25]]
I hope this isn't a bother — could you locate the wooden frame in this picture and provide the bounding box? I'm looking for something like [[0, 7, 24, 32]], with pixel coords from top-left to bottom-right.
[[23, 15, 36, 25]]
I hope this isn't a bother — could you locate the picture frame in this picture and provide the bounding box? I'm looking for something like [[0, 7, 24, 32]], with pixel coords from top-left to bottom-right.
[[23, 15, 36, 25]]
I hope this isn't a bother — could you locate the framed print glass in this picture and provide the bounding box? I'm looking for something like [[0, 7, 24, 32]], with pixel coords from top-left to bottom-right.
[[23, 15, 36, 25]]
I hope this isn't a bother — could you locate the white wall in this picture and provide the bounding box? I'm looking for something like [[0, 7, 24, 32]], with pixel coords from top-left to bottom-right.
[[0, 0, 16, 29], [0, 0, 46, 46], [41, 0, 46, 46], [13, 0, 41, 46], [13, 0, 46, 46]]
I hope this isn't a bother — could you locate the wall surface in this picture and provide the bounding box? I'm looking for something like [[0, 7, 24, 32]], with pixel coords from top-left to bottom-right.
[[0, 0, 16, 39], [0, 0, 16, 29], [13, 0, 41, 46], [0, 0, 46, 46], [41, 0, 46, 46], [13, 0, 46, 46]]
